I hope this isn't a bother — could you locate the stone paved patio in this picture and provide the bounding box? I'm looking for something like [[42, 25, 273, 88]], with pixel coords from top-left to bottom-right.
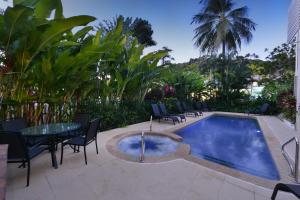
[[5, 113, 299, 200]]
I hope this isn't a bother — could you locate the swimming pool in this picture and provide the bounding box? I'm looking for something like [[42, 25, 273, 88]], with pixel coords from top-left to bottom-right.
[[175, 115, 280, 180]]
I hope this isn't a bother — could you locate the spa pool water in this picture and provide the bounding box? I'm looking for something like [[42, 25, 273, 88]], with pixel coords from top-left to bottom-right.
[[118, 135, 179, 157]]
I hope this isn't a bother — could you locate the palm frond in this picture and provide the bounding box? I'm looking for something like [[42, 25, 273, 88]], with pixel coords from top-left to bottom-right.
[[192, 0, 256, 55]]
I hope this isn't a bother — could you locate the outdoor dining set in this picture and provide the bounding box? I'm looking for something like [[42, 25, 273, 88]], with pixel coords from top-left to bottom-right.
[[0, 113, 101, 186]]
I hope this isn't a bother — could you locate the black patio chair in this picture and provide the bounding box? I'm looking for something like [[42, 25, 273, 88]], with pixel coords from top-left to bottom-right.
[[0, 131, 47, 186], [159, 103, 186, 122], [74, 113, 90, 133], [0, 118, 27, 131], [59, 113, 90, 141], [271, 183, 300, 200], [151, 104, 180, 125], [60, 118, 100, 165], [63, 113, 91, 152], [0, 118, 47, 146]]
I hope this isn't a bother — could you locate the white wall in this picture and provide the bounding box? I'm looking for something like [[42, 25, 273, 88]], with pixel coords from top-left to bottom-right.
[[296, 32, 300, 132], [288, 0, 300, 132]]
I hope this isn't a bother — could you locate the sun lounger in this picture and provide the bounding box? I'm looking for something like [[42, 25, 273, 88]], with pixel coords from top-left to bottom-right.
[[181, 102, 203, 116], [159, 103, 186, 122], [271, 183, 300, 200], [175, 101, 199, 117], [151, 104, 180, 125]]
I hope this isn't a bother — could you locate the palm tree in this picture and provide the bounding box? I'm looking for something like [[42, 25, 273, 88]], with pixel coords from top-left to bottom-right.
[[192, 0, 256, 57]]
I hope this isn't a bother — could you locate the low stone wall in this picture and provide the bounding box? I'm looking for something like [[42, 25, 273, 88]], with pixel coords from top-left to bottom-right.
[[0, 145, 8, 200]]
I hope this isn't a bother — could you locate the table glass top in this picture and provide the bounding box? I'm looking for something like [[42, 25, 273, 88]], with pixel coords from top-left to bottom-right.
[[21, 123, 81, 136]]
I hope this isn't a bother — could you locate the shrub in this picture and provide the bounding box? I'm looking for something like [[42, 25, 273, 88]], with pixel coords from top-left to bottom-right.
[[78, 100, 152, 131], [277, 91, 296, 123]]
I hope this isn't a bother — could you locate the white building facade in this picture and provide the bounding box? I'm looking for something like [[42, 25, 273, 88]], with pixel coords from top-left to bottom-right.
[[288, 0, 300, 132]]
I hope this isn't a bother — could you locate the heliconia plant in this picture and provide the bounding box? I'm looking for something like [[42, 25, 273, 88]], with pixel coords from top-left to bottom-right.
[[0, 1, 170, 124]]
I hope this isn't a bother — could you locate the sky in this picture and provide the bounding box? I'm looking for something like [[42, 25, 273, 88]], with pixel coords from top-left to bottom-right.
[[0, 0, 291, 63]]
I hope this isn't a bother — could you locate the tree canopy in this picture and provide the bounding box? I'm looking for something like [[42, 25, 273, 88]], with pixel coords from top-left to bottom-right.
[[98, 15, 156, 47], [192, 0, 256, 56]]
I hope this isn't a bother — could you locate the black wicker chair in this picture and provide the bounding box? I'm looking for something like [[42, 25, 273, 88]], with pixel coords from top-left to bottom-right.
[[0, 118, 27, 131], [0, 131, 47, 186], [74, 113, 90, 133], [60, 118, 100, 165], [57, 113, 90, 152], [0, 118, 47, 146]]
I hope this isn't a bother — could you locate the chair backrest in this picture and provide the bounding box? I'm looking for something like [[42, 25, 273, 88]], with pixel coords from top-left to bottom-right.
[[175, 101, 183, 113], [0, 131, 27, 160], [260, 103, 269, 113], [151, 104, 161, 117], [158, 103, 168, 115], [74, 113, 90, 131], [85, 118, 100, 143], [1, 118, 27, 132]]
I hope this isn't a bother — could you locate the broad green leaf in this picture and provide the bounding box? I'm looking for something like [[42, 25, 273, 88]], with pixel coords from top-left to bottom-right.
[[73, 26, 93, 41], [0, 15, 4, 38], [26, 15, 96, 71], [14, 0, 63, 19], [93, 30, 101, 46], [3, 5, 34, 50], [13, 0, 40, 6], [51, 41, 80, 48], [35, 0, 63, 19]]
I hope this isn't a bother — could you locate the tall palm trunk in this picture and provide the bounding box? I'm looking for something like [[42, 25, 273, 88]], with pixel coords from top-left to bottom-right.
[[222, 41, 229, 104], [222, 41, 226, 59]]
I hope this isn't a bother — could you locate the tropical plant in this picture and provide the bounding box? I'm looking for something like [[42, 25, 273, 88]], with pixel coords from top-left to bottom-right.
[[260, 43, 295, 104], [0, 4, 96, 102], [124, 50, 169, 102], [277, 91, 296, 123], [0, 0, 168, 126], [96, 32, 168, 102], [262, 43, 295, 83], [163, 65, 206, 101]]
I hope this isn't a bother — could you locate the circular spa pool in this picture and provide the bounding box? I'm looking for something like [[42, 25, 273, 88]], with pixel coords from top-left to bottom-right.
[[118, 135, 179, 157]]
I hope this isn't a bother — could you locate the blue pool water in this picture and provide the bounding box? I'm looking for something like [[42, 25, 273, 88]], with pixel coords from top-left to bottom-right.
[[118, 135, 179, 157], [175, 115, 280, 180]]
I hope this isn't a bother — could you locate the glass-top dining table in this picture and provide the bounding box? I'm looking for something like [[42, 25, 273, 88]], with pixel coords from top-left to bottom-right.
[[21, 123, 81, 169]]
